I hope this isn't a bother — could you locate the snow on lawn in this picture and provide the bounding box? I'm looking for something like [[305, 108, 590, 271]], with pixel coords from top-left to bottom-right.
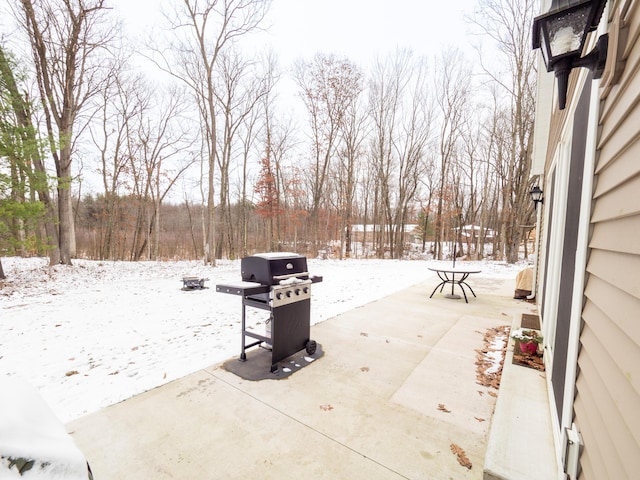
[[0, 256, 525, 423]]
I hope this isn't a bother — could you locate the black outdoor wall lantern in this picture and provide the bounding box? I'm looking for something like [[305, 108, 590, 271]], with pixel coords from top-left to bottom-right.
[[532, 0, 609, 109], [530, 186, 544, 208]]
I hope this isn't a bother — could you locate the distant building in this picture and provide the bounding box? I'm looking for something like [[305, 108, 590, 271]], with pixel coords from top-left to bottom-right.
[[452, 225, 496, 243], [349, 224, 421, 244]]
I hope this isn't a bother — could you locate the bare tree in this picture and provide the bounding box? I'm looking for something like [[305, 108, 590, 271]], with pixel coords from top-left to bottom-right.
[[368, 50, 433, 259], [294, 53, 363, 249], [469, 0, 537, 262], [367, 52, 407, 257], [471, 85, 507, 260], [89, 65, 146, 260], [456, 111, 489, 259], [237, 98, 262, 256], [149, 0, 271, 265], [389, 58, 433, 259], [336, 90, 367, 258], [417, 144, 438, 255], [87, 65, 195, 261], [129, 86, 195, 261], [432, 48, 472, 260], [268, 116, 304, 250], [15, 0, 113, 265], [214, 48, 271, 257], [263, 105, 298, 249]]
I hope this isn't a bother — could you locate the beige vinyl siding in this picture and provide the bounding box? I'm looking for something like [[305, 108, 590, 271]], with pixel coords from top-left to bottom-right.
[[589, 215, 640, 255], [600, 138, 640, 184], [586, 249, 640, 297], [591, 176, 640, 222], [575, 2, 640, 479]]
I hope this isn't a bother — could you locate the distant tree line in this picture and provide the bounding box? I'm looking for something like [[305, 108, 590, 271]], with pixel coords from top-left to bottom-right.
[[0, 0, 537, 276]]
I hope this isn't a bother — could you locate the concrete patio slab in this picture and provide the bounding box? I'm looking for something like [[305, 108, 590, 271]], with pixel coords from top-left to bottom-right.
[[67, 274, 537, 479]]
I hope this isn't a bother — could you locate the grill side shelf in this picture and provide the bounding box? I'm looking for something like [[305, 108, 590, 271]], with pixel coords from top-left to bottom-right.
[[216, 282, 269, 296]]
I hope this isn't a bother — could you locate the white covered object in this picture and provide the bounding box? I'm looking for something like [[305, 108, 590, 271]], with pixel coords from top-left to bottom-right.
[[0, 377, 90, 479]]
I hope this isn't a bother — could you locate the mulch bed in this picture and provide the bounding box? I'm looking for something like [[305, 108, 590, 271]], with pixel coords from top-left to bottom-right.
[[476, 323, 545, 378], [475, 325, 510, 390], [512, 352, 545, 371]]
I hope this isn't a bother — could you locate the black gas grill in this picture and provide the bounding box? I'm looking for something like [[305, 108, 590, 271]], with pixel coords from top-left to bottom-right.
[[216, 253, 322, 373]]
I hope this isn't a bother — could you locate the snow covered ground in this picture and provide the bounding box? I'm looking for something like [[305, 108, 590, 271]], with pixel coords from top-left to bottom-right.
[[0, 256, 526, 423]]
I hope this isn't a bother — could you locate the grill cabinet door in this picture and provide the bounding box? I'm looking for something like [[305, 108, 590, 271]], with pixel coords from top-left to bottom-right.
[[270, 298, 311, 365]]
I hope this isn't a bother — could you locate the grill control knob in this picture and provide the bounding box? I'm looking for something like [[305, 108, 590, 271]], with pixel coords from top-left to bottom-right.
[[295, 289, 301, 296], [286, 291, 292, 298], [303, 287, 309, 294], [276, 292, 283, 300]]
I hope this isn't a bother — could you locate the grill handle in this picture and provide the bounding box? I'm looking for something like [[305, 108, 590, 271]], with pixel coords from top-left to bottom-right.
[[273, 272, 309, 281]]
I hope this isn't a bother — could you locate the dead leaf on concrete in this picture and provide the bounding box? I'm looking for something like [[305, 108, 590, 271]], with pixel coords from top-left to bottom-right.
[[450, 443, 472, 470], [437, 403, 451, 413]]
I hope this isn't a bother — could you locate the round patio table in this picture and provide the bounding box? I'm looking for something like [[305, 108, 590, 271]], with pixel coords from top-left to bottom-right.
[[428, 267, 481, 303]]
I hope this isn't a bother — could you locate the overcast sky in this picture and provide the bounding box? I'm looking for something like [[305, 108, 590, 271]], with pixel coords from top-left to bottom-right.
[[253, 0, 479, 64], [113, 0, 481, 68]]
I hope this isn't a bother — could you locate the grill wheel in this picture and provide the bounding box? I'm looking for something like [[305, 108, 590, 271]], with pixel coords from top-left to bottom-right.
[[305, 340, 317, 356]]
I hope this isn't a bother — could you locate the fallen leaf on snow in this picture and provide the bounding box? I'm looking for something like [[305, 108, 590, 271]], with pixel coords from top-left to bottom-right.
[[360, 367, 370, 372], [437, 404, 451, 413], [320, 404, 334, 411], [360, 332, 368, 337], [65, 370, 79, 377]]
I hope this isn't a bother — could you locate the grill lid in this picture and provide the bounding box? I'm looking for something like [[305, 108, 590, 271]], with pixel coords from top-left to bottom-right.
[[241, 252, 309, 285]]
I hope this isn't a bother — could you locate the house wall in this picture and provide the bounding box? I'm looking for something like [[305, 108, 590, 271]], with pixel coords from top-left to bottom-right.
[[537, 72, 599, 476], [574, 1, 640, 478]]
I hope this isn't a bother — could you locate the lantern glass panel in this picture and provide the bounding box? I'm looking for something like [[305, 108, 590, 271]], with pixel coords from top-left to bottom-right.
[[547, 5, 591, 57]]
